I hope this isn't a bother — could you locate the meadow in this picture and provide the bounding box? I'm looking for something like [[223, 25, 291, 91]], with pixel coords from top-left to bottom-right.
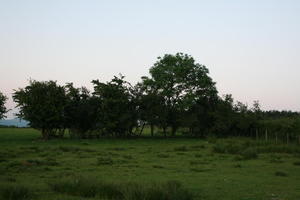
[[0, 128, 300, 200]]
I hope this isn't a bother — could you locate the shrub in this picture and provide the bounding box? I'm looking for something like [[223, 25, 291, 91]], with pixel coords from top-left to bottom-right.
[[0, 183, 32, 200]]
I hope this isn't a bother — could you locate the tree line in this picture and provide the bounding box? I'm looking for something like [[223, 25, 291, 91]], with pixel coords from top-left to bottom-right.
[[1, 53, 300, 142]]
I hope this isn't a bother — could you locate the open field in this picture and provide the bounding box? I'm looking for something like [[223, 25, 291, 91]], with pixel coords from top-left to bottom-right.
[[0, 128, 300, 200]]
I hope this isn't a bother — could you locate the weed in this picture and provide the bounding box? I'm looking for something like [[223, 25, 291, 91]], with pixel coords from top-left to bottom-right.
[[293, 161, 300, 166], [190, 168, 210, 173], [194, 153, 202, 158], [240, 148, 258, 160], [190, 144, 206, 149], [275, 171, 288, 177], [0, 183, 33, 200], [49, 176, 99, 198], [110, 147, 126, 151], [157, 153, 170, 158], [212, 143, 226, 153], [97, 157, 113, 165], [49, 176, 193, 200], [152, 165, 164, 169], [122, 155, 133, 160], [233, 164, 242, 168], [174, 146, 188, 152]]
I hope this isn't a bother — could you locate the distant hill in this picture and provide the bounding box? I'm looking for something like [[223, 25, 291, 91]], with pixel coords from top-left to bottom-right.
[[0, 118, 29, 127]]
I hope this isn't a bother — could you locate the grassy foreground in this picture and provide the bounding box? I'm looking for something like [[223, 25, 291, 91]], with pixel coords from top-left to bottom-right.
[[0, 128, 300, 200]]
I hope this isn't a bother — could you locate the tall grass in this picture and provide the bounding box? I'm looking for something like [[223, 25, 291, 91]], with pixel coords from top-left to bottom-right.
[[0, 183, 33, 200], [49, 176, 193, 200]]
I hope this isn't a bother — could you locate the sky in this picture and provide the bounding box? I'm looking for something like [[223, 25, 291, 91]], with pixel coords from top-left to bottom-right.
[[0, 0, 300, 119]]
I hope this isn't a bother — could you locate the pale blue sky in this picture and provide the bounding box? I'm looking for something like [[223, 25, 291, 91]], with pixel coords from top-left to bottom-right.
[[1, 0, 300, 118]]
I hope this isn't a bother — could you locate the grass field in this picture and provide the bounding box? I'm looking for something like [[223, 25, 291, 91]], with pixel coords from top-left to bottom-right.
[[0, 128, 300, 200]]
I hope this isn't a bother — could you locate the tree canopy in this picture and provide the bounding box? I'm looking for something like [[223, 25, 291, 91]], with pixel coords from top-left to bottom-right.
[[13, 80, 67, 139], [0, 91, 8, 119]]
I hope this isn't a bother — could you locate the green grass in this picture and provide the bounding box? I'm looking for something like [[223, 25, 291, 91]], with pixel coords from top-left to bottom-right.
[[0, 128, 300, 199]]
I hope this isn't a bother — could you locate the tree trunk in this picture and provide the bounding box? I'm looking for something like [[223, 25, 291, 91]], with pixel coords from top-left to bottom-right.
[[171, 126, 177, 137], [256, 129, 258, 140], [150, 124, 154, 137], [163, 127, 167, 137], [42, 129, 49, 140], [287, 132, 289, 145], [265, 128, 268, 142], [139, 122, 145, 136], [275, 132, 278, 144], [58, 129, 65, 138]]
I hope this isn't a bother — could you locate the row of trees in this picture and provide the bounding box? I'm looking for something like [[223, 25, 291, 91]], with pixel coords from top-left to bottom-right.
[[1, 53, 300, 141]]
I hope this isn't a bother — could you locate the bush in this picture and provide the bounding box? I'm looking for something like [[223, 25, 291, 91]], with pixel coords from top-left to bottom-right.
[[0, 183, 32, 200]]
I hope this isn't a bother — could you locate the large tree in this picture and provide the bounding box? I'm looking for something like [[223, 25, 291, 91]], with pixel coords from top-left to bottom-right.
[[0, 91, 8, 119], [146, 53, 218, 136], [13, 80, 67, 139]]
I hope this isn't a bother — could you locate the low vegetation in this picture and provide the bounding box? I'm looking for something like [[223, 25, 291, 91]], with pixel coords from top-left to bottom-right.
[[0, 128, 300, 200]]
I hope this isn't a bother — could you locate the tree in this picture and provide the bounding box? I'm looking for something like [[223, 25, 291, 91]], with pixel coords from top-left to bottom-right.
[[13, 80, 67, 139], [210, 94, 236, 136], [64, 83, 100, 139], [146, 53, 218, 136], [136, 77, 168, 136], [0, 91, 8, 119], [92, 75, 138, 137]]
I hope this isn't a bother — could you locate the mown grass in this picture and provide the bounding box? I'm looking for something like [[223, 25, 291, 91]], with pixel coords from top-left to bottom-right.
[[0, 128, 300, 200]]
